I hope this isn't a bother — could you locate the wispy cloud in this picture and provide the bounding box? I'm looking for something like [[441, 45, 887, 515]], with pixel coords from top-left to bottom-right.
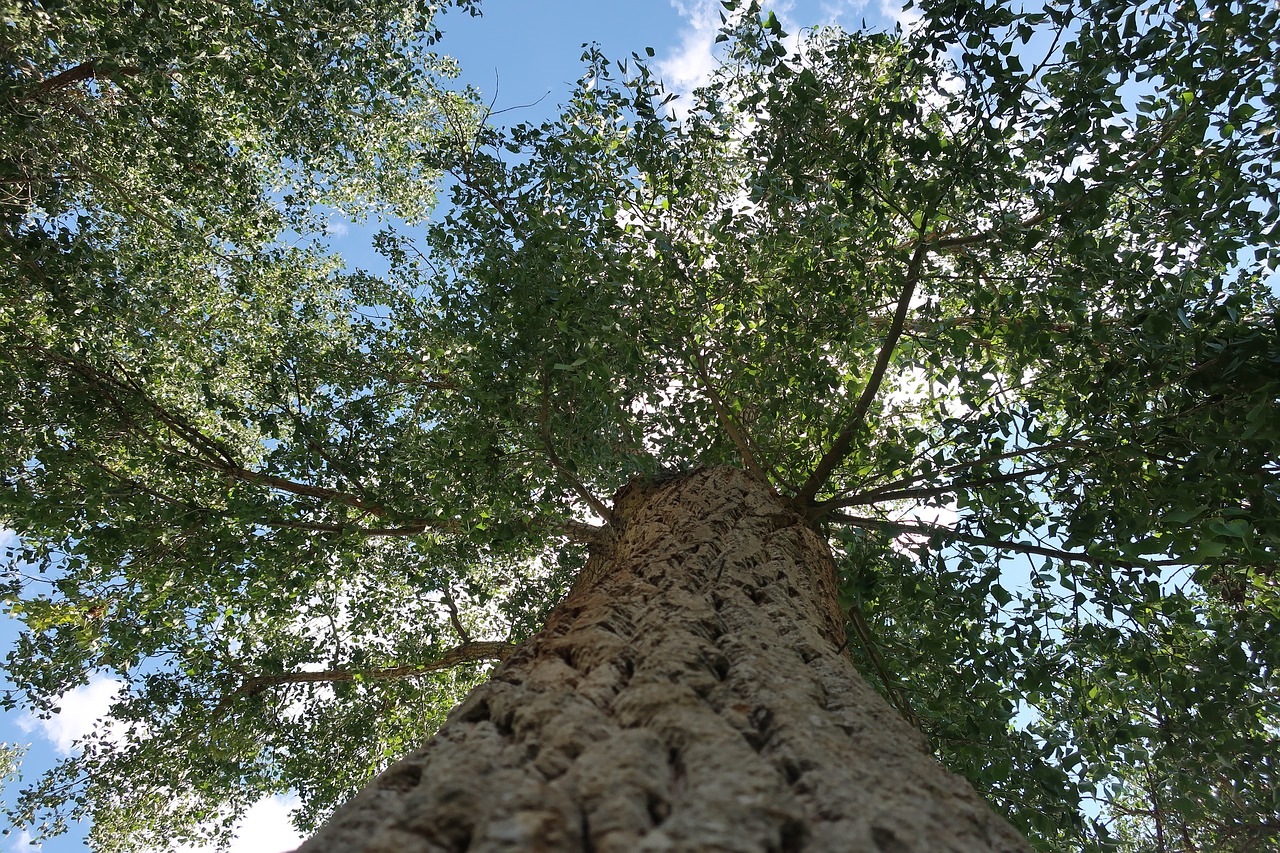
[[878, 0, 922, 33], [818, 0, 872, 28]]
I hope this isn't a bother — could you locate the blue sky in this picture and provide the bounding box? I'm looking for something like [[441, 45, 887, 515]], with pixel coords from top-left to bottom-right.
[[1, 2, 895, 851]]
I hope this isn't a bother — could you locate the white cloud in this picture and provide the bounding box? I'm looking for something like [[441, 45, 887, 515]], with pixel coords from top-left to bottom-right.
[[878, 0, 921, 33], [5, 829, 41, 853], [12, 677, 303, 852], [177, 795, 306, 853], [656, 1, 875, 114], [658, 0, 728, 100], [16, 675, 122, 756]]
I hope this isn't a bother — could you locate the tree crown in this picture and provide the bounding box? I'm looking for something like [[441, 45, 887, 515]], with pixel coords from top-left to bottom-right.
[[2, 0, 1278, 849]]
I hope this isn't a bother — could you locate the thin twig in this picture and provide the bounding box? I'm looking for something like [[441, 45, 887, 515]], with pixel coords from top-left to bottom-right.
[[846, 601, 923, 734], [844, 439, 1082, 499], [539, 370, 617, 525], [689, 349, 768, 482], [443, 589, 472, 643], [818, 462, 1061, 513]]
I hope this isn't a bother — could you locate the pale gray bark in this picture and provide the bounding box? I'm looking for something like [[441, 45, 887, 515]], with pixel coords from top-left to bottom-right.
[[298, 466, 1031, 853]]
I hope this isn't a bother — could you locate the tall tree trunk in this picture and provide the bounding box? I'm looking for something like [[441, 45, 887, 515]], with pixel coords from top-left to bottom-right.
[[298, 466, 1030, 852]]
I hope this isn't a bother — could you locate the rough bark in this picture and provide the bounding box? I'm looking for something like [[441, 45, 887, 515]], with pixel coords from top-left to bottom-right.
[[298, 466, 1031, 853]]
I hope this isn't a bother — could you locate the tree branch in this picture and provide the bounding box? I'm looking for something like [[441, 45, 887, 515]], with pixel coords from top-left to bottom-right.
[[81, 450, 445, 539], [846, 601, 923, 734], [848, 439, 1082, 499], [443, 589, 472, 643], [689, 349, 768, 483], [223, 464, 389, 516], [31, 344, 453, 532], [539, 370, 617, 525], [34, 345, 239, 468], [818, 462, 1061, 514], [25, 61, 145, 99], [247, 517, 438, 538], [797, 241, 930, 504], [898, 110, 1189, 255], [225, 641, 516, 702], [828, 512, 1170, 572]]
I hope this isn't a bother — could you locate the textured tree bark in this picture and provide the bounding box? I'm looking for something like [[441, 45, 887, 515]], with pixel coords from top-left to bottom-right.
[[298, 466, 1031, 853]]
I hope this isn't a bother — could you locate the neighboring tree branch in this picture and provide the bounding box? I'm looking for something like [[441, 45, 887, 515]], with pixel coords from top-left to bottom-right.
[[829, 512, 1174, 572], [797, 241, 930, 504], [689, 349, 768, 483], [224, 641, 516, 702], [82, 451, 446, 538], [443, 589, 472, 643], [851, 439, 1083, 499], [817, 462, 1061, 514], [37, 346, 239, 468], [23, 61, 145, 99], [30, 344, 454, 533], [845, 601, 923, 735]]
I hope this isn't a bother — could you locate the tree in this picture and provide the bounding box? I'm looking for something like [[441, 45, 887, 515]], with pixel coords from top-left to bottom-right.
[[2, 0, 1278, 850]]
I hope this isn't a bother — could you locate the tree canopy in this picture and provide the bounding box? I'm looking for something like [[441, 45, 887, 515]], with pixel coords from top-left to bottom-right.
[[2, 0, 1278, 850]]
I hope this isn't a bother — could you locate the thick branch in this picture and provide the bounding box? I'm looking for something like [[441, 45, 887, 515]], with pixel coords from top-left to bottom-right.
[[224, 465, 389, 515], [797, 242, 929, 505], [227, 641, 516, 701], [562, 519, 612, 545], [26, 61, 144, 98], [443, 590, 472, 643]]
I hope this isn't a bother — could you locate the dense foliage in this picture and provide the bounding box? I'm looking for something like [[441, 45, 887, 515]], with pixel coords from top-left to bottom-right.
[[2, 0, 1278, 850]]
